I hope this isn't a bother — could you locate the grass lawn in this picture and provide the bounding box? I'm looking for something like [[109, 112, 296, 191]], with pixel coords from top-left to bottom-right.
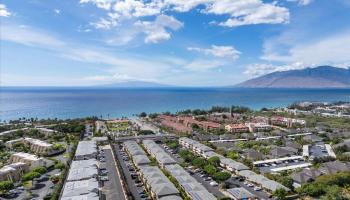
[[107, 121, 130, 131], [23, 181, 33, 189]]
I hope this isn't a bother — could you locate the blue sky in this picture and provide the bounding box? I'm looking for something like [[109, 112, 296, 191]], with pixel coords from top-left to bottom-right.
[[1, 0, 350, 86]]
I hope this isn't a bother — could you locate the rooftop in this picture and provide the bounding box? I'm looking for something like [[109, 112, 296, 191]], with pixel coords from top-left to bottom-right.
[[75, 141, 97, 157]]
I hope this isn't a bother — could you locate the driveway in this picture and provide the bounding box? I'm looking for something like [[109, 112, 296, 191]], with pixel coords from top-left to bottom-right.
[[101, 147, 127, 200]]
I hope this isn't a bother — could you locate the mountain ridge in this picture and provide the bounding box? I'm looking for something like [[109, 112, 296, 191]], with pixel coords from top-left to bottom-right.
[[236, 66, 350, 88]]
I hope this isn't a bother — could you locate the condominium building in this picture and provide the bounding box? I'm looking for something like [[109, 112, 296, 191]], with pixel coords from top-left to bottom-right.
[[9, 152, 46, 169], [5, 137, 55, 155], [0, 162, 29, 182], [245, 122, 272, 133], [225, 124, 249, 133]]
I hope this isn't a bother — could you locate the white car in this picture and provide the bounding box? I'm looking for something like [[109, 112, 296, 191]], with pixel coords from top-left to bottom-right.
[[209, 181, 218, 186], [254, 186, 262, 191]]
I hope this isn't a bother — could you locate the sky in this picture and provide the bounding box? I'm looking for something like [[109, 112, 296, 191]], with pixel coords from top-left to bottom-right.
[[1, 0, 350, 87]]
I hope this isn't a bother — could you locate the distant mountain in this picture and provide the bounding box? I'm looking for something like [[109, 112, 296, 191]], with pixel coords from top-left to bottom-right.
[[98, 80, 173, 88], [236, 66, 350, 88]]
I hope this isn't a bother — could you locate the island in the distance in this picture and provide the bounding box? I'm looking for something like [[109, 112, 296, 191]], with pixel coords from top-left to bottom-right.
[[236, 66, 350, 88]]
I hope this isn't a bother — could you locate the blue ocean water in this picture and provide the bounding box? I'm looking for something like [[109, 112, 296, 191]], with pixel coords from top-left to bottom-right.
[[0, 87, 350, 121]]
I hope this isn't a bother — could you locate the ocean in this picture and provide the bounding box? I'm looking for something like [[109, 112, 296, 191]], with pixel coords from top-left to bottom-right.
[[1, 87, 350, 121]]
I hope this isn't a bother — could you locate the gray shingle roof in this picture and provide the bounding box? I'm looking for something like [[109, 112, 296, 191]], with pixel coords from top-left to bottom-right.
[[139, 166, 180, 198], [164, 164, 216, 200], [142, 140, 176, 165], [67, 159, 98, 181], [75, 141, 97, 157], [62, 178, 99, 199]]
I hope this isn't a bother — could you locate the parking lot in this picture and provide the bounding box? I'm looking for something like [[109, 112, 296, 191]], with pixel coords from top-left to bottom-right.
[[100, 146, 127, 200], [114, 144, 149, 200]]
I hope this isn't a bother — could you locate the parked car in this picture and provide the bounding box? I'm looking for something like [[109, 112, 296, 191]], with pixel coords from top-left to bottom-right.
[[209, 181, 218, 186], [254, 186, 262, 191]]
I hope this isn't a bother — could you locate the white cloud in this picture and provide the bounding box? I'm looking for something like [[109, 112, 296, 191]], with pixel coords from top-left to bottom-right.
[[262, 29, 350, 67], [135, 15, 183, 43], [207, 0, 290, 27], [188, 45, 241, 60], [244, 62, 309, 77], [184, 59, 227, 72], [79, 0, 114, 10], [0, 4, 11, 17], [287, 0, 313, 6], [83, 73, 135, 82], [80, 0, 291, 44], [90, 17, 118, 29], [54, 9, 61, 14], [1, 24, 65, 47]]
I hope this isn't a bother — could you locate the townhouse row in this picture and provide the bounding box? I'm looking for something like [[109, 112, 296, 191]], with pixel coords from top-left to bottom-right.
[[123, 140, 182, 200], [179, 137, 290, 193], [124, 140, 217, 200], [61, 140, 100, 200]]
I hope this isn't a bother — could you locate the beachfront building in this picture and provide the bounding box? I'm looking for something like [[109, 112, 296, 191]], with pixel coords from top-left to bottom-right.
[[225, 124, 249, 133], [179, 116, 221, 131], [0, 162, 29, 182], [158, 115, 192, 133], [9, 152, 46, 169]]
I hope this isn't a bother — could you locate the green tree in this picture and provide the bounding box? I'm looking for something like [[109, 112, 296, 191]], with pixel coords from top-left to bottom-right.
[[204, 165, 217, 176], [139, 112, 147, 118], [213, 172, 231, 182], [0, 181, 14, 194], [54, 162, 66, 170], [32, 167, 47, 175], [273, 188, 287, 200], [280, 176, 293, 189], [22, 171, 41, 181], [192, 157, 206, 168], [208, 156, 220, 167], [227, 150, 240, 160]]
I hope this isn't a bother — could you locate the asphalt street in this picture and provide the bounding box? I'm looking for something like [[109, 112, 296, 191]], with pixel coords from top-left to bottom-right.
[[103, 148, 126, 200]]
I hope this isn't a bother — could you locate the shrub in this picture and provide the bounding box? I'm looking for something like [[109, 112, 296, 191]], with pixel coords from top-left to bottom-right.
[[0, 181, 14, 194], [22, 171, 41, 181], [32, 167, 47, 175], [213, 172, 231, 182]]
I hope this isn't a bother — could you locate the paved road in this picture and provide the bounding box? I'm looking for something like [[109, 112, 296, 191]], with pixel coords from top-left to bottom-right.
[[113, 134, 177, 142], [114, 144, 143, 200], [160, 145, 225, 198], [103, 148, 126, 200]]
